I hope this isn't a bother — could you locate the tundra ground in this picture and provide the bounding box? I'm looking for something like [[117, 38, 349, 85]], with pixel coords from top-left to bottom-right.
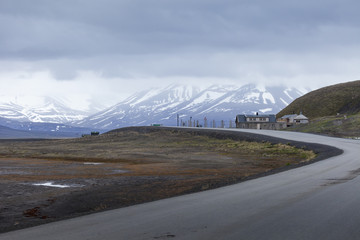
[[0, 127, 332, 233]]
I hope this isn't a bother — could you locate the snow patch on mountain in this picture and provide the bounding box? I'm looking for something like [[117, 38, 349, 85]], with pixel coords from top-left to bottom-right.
[[259, 108, 273, 113], [284, 89, 294, 100], [280, 98, 289, 106], [263, 92, 275, 104]]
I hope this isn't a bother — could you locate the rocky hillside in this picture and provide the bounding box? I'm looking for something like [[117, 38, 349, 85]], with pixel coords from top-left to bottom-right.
[[277, 80, 360, 119]]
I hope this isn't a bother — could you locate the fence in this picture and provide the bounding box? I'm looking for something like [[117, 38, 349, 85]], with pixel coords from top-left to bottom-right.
[[178, 118, 236, 128]]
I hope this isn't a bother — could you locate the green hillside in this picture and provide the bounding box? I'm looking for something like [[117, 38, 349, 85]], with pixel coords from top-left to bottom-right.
[[277, 80, 360, 119], [285, 113, 360, 138]]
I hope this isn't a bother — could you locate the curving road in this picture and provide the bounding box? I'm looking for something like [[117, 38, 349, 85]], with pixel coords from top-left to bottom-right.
[[1, 130, 360, 240]]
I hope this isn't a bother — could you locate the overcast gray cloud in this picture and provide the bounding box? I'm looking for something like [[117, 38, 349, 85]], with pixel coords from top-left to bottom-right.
[[0, 0, 360, 107]]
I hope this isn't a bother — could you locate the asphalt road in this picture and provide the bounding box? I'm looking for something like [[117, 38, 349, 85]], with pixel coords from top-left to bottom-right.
[[1, 129, 360, 240]]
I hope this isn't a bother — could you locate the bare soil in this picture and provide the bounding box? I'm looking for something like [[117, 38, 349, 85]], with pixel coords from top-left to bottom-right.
[[0, 127, 342, 233]]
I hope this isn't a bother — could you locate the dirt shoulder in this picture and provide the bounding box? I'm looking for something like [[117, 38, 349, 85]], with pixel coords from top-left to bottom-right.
[[0, 127, 342, 233]]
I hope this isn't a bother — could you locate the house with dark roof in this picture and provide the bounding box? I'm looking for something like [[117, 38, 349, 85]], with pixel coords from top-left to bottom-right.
[[235, 113, 286, 130]]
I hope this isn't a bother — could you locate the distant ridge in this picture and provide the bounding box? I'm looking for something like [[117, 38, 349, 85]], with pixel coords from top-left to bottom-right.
[[0, 124, 93, 139], [277, 80, 360, 119], [0, 117, 97, 139], [0, 124, 52, 139]]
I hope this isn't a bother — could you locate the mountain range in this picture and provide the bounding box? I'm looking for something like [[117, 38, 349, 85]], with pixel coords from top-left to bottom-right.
[[0, 84, 307, 136], [75, 84, 306, 129], [0, 96, 88, 123]]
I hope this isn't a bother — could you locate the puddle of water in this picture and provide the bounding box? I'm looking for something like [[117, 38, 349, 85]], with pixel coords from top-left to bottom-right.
[[32, 182, 84, 188], [111, 169, 129, 174], [0, 170, 29, 175], [83, 162, 104, 165]]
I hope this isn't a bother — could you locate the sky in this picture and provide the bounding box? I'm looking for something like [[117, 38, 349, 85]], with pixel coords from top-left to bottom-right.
[[1, 0, 360, 110]]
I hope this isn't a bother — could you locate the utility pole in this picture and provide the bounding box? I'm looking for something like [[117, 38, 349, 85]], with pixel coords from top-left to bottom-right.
[[177, 114, 179, 127]]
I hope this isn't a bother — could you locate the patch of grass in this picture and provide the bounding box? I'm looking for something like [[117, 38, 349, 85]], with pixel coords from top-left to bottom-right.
[[285, 112, 360, 138]]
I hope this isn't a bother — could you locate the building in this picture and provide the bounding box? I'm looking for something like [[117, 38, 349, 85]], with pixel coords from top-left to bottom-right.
[[294, 113, 309, 124], [235, 113, 286, 130], [278, 112, 309, 126], [277, 114, 298, 127]]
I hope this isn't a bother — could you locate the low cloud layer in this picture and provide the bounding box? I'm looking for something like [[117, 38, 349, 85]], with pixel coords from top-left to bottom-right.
[[1, 0, 360, 107]]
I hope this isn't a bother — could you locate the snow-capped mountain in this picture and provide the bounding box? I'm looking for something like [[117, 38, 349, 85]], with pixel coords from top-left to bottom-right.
[[0, 96, 89, 123], [0, 84, 307, 132], [75, 84, 307, 129], [75, 85, 201, 129]]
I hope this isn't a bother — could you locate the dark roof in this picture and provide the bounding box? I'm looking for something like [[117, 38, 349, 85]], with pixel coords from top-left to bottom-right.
[[236, 114, 276, 123], [243, 114, 275, 118]]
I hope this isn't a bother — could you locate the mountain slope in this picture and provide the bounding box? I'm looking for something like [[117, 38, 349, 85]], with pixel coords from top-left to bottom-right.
[[75, 84, 306, 129], [0, 96, 89, 123], [277, 80, 360, 119], [75, 85, 201, 129]]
